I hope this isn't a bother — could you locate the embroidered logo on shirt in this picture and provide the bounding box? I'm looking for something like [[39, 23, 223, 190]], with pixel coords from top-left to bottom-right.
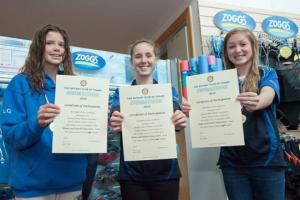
[[2, 108, 11, 114]]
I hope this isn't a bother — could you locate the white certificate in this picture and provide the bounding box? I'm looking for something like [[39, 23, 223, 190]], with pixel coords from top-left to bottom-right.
[[120, 83, 177, 161], [187, 69, 244, 148], [52, 75, 109, 153]]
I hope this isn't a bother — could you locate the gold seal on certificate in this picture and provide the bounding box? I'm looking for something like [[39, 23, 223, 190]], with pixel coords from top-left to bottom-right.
[[187, 69, 245, 148], [142, 88, 149, 95], [120, 83, 177, 161], [52, 75, 109, 153]]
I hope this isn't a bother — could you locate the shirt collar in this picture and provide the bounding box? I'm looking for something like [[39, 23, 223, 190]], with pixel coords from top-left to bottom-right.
[[131, 79, 158, 85]]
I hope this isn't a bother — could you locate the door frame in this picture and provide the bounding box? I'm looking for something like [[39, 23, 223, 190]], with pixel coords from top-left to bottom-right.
[[156, 7, 194, 58]]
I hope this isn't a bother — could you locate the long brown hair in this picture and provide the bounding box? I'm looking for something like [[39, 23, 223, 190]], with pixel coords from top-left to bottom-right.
[[20, 24, 74, 92], [223, 27, 260, 93]]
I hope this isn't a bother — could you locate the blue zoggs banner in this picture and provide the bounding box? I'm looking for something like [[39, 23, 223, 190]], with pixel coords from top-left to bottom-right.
[[214, 10, 256, 31], [262, 16, 298, 39]]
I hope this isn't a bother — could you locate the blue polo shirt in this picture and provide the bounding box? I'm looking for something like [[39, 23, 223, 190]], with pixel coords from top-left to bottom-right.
[[111, 80, 182, 181], [218, 67, 286, 167]]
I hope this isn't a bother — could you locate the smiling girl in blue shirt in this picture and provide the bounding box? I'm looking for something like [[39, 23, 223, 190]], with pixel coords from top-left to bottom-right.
[[218, 27, 286, 200], [110, 39, 188, 200]]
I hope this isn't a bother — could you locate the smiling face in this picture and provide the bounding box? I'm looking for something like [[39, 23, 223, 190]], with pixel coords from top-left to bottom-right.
[[43, 31, 65, 68], [226, 32, 253, 71], [131, 42, 157, 78]]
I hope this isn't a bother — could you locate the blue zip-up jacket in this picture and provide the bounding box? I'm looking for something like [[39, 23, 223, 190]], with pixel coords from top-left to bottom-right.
[[111, 80, 182, 181], [0, 72, 87, 197]]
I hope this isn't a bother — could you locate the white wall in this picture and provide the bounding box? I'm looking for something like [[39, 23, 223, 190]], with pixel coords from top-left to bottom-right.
[[190, 0, 202, 56], [209, 0, 300, 14]]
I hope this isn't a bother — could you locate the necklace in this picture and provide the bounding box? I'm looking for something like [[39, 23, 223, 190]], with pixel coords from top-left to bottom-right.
[[42, 82, 54, 131], [238, 77, 247, 124], [241, 109, 247, 123]]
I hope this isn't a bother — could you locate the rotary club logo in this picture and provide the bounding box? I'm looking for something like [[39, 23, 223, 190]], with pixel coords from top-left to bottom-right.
[[207, 75, 214, 82], [142, 88, 149, 95], [80, 80, 87, 87]]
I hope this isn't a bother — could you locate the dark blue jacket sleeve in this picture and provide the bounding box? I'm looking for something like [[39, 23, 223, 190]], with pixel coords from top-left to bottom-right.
[[111, 88, 120, 112], [171, 87, 181, 111]]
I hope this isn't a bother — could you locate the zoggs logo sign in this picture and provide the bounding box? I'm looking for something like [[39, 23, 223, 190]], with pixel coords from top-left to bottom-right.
[[262, 16, 298, 39], [214, 10, 256, 31], [72, 51, 106, 70]]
